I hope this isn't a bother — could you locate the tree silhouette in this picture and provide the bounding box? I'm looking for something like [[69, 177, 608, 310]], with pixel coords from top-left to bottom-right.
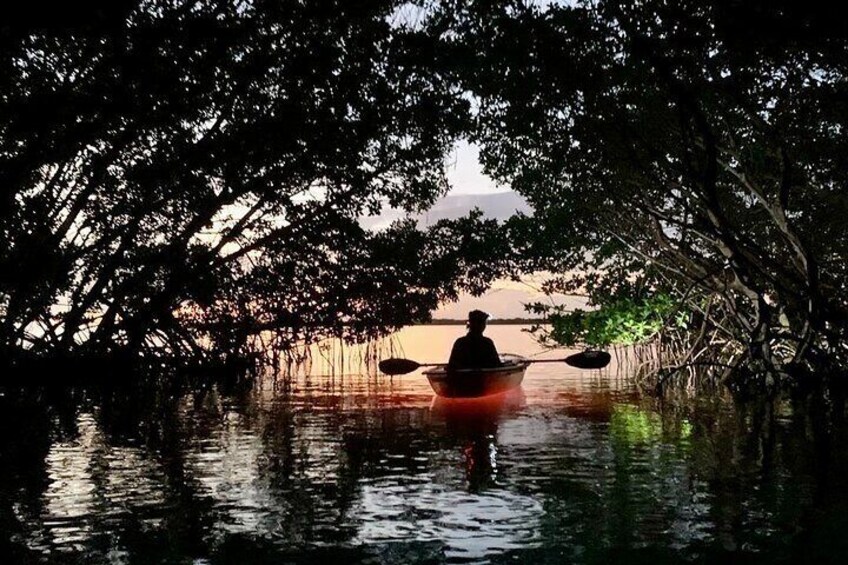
[[439, 0, 848, 376], [0, 1, 506, 366]]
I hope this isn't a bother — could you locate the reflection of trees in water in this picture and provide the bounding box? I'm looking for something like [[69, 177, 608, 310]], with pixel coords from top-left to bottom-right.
[[487, 391, 848, 561], [4, 381, 848, 561], [0, 392, 56, 561]]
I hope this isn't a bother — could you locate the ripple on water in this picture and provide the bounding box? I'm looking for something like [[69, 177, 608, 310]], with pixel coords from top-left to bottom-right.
[[38, 412, 168, 553], [354, 479, 544, 561]]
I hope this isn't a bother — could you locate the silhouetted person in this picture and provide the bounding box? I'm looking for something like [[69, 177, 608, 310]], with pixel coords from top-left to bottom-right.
[[448, 310, 502, 370]]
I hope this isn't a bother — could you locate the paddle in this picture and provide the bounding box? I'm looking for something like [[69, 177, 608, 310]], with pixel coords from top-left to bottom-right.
[[378, 350, 611, 376]]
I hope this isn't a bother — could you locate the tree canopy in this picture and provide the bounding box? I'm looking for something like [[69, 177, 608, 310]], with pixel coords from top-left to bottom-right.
[[0, 0, 507, 365], [2, 0, 846, 379], [433, 0, 848, 376]]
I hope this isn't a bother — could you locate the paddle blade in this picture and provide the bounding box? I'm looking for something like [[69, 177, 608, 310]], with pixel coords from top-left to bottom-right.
[[565, 350, 611, 369], [378, 358, 421, 375]]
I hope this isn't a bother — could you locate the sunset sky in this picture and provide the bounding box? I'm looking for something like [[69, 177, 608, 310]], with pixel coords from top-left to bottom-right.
[[430, 141, 584, 320]]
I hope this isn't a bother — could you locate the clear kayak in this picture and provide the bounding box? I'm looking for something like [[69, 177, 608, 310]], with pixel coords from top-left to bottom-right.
[[422, 354, 529, 398]]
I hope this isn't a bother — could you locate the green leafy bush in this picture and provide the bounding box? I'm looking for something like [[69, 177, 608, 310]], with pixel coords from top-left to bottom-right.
[[533, 293, 688, 348]]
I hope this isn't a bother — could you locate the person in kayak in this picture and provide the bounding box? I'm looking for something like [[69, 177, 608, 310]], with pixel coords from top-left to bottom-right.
[[448, 310, 503, 370]]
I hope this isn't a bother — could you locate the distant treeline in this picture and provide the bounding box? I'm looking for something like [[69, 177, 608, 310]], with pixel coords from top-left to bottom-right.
[[425, 318, 545, 326]]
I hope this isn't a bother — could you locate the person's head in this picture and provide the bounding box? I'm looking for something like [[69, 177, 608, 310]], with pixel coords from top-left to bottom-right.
[[467, 310, 489, 334]]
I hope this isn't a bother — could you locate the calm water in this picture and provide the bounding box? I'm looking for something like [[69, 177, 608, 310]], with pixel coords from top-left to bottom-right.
[[2, 325, 848, 564]]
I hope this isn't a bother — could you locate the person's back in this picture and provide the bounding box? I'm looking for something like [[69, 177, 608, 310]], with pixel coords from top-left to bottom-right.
[[448, 310, 502, 370]]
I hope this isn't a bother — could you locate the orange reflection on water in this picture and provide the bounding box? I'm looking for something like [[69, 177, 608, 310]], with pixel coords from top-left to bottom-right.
[[429, 388, 527, 423]]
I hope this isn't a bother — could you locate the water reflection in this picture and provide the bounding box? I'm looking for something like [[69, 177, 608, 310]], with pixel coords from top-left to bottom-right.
[[430, 390, 527, 493], [355, 480, 543, 562], [2, 326, 848, 563], [42, 412, 168, 551]]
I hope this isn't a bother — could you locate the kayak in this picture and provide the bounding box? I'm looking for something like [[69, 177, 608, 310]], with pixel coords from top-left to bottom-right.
[[422, 357, 529, 398]]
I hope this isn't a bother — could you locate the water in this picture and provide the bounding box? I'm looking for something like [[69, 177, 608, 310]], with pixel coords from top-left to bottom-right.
[[2, 325, 848, 564]]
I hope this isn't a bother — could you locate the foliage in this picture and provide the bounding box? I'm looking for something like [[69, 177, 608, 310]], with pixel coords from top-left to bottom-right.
[[0, 1, 507, 365], [530, 292, 688, 349], [432, 0, 848, 375], [608, 404, 694, 453], [4, 0, 847, 381]]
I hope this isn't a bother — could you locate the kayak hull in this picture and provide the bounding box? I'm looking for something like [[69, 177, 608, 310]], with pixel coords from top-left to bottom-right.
[[423, 362, 528, 398]]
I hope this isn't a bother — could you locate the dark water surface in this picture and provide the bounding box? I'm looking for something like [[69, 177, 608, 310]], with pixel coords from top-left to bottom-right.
[[3, 326, 848, 564]]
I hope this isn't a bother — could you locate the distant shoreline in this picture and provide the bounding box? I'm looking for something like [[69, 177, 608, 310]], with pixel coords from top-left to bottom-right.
[[422, 318, 546, 326]]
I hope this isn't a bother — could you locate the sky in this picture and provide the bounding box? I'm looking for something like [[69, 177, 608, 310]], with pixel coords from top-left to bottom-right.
[[365, 139, 582, 321], [444, 141, 508, 196], [431, 141, 580, 320]]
